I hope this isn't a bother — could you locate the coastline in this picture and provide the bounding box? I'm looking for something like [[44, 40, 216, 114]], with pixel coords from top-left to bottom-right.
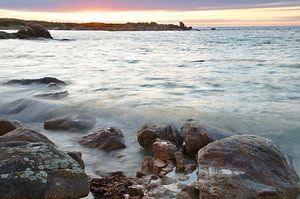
[[0, 18, 192, 31]]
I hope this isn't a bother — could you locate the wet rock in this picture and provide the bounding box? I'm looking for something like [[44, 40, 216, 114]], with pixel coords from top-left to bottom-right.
[[153, 159, 167, 175], [0, 141, 89, 199], [141, 156, 153, 174], [137, 124, 183, 151], [136, 171, 146, 178], [16, 24, 53, 39], [66, 151, 85, 169], [0, 31, 17, 39], [0, 127, 54, 145], [47, 83, 61, 89], [175, 151, 187, 173], [176, 185, 199, 199], [0, 119, 21, 136], [6, 77, 66, 86], [197, 135, 300, 198], [182, 119, 233, 156], [34, 91, 69, 99], [184, 164, 197, 175], [161, 176, 177, 185], [128, 185, 144, 197], [153, 139, 178, 161], [44, 115, 95, 131], [79, 127, 126, 151], [90, 172, 133, 199]]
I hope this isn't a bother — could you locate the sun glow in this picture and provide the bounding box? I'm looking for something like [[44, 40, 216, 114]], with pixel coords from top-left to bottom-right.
[[0, 6, 300, 26]]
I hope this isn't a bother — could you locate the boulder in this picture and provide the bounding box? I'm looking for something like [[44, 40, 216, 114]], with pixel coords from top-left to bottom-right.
[[137, 124, 183, 151], [44, 115, 95, 131], [6, 77, 66, 86], [197, 135, 300, 198], [0, 127, 54, 145], [0, 141, 89, 199], [17, 24, 52, 39], [79, 127, 126, 151], [182, 119, 233, 156], [0, 119, 21, 136], [153, 139, 178, 161]]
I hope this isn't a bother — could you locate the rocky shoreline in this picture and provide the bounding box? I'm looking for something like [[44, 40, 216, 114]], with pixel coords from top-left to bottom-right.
[[1, 74, 300, 199], [0, 86, 299, 199]]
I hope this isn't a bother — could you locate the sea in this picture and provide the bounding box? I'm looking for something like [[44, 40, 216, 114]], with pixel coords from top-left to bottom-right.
[[0, 26, 299, 179]]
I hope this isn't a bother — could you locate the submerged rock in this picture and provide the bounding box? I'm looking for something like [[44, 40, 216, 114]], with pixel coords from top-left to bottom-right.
[[182, 119, 233, 156], [44, 115, 95, 131], [79, 127, 126, 151], [197, 135, 300, 198], [6, 77, 66, 86], [137, 124, 183, 151], [0, 141, 89, 199], [34, 91, 69, 99], [0, 127, 54, 145], [0, 119, 21, 136]]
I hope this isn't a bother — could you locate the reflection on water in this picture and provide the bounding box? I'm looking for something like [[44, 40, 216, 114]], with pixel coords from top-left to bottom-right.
[[0, 26, 299, 177]]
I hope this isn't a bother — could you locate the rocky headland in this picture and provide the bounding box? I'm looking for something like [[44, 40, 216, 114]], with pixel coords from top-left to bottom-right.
[[0, 18, 192, 32]]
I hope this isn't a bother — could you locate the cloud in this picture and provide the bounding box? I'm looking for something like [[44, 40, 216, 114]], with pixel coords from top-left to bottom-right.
[[0, 0, 300, 11]]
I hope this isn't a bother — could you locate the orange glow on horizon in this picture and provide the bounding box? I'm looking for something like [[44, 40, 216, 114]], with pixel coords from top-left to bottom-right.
[[0, 6, 300, 27]]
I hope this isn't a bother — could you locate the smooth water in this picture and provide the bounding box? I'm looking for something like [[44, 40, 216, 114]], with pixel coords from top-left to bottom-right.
[[0, 27, 299, 177]]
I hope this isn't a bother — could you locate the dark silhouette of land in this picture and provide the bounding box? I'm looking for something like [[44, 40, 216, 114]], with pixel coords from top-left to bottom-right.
[[0, 18, 192, 31]]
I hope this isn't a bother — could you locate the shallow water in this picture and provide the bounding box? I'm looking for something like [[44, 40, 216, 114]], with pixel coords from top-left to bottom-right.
[[0, 27, 299, 177]]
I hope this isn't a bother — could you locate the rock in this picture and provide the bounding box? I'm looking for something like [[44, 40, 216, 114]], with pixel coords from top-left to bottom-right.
[[16, 24, 52, 39], [141, 156, 153, 174], [66, 151, 85, 169], [184, 164, 197, 175], [182, 119, 233, 156], [0, 127, 54, 145], [0, 31, 17, 39], [44, 115, 95, 131], [161, 176, 177, 185], [153, 139, 178, 161], [136, 171, 146, 178], [47, 83, 61, 89], [177, 185, 199, 199], [0, 141, 89, 199], [0, 119, 21, 136], [197, 135, 300, 198], [90, 172, 133, 199], [175, 151, 187, 173], [153, 159, 167, 175], [6, 77, 66, 86], [34, 91, 69, 99], [128, 185, 144, 197], [137, 124, 183, 151], [79, 127, 126, 151]]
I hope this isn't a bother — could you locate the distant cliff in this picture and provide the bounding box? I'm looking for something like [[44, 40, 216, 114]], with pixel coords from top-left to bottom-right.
[[0, 18, 192, 31]]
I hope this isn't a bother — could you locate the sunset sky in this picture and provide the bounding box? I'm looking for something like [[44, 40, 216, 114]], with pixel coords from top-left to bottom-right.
[[0, 0, 300, 26]]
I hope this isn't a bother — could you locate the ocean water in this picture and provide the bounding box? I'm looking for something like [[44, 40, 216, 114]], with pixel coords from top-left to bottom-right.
[[0, 27, 299, 178]]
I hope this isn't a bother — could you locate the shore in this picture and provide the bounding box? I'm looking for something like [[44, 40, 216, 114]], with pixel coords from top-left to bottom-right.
[[0, 18, 192, 31]]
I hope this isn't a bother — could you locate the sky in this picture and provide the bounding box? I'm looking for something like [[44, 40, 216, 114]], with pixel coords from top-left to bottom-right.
[[0, 0, 300, 26]]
